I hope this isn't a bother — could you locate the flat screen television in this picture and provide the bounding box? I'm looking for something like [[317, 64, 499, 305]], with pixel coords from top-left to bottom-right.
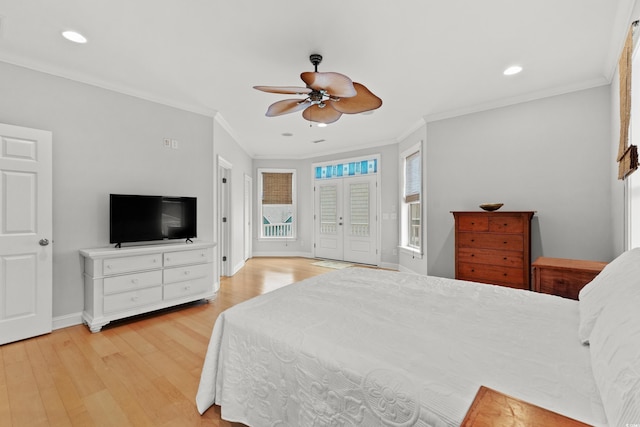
[[110, 194, 197, 247]]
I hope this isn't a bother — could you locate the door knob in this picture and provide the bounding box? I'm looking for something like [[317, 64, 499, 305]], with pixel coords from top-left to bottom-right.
[[39, 238, 50, 246]]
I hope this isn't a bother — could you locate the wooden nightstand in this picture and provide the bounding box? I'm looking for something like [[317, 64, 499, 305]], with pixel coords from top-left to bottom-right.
[[461, 386, 591, 426], [532, 257, 607, 300]]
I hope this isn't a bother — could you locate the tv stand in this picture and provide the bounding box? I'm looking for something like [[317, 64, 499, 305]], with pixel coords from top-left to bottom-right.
[[80, 241, 216, 332]]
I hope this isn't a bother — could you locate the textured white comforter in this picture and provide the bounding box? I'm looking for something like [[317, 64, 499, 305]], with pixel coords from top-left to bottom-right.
[[196, 268, 606, 426]]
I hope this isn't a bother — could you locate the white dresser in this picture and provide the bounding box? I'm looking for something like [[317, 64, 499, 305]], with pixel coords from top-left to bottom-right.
[[80, 241, 216, 332]]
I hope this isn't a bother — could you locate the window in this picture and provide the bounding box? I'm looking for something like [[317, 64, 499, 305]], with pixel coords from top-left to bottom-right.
[[258, 168, 296, 239], [400, 143, 422, 254]]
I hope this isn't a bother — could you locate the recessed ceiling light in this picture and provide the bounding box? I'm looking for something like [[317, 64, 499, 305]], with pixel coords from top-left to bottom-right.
[[62, 30, 87, 44], [503, 65, 522, 76], [317, 123, 327, 128]]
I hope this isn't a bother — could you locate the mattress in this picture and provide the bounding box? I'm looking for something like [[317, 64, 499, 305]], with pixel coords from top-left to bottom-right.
[[196, 267, 606, 426]]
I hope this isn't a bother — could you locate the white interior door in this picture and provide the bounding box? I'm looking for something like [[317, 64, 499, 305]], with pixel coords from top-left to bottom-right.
[[314, 181, 344, 260], [0, 123, 52, 345], [314, 175, 377, 265], [343, 175, 377, 264]]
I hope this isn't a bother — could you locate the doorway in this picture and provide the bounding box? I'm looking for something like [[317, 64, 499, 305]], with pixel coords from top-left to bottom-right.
[[313, 159, 379, 265], [218, 156, 232, 277]]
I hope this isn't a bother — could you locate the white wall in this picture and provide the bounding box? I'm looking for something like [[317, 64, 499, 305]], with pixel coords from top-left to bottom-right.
[[0, 61, 215, 322], [422, 85, 614, 279]]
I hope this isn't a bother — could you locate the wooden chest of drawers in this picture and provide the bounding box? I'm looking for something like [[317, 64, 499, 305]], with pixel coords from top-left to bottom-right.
[[452, 211, 535, 290], [532, 257, 607, 300]]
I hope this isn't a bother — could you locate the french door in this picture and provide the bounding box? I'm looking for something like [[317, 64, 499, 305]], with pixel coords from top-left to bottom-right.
[[314, 174, 378, 265], [0, 123, 53, 345]]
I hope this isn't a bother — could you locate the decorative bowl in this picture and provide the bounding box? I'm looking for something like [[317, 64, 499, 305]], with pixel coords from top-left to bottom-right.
[[479, 203, 504, 212]]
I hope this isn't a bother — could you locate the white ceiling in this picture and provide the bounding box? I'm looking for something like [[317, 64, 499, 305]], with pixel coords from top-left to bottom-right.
[[0, 0, 635, 159]]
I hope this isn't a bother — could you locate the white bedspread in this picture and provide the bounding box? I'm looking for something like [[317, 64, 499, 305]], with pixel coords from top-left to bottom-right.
[[196, 268, 606, 426]]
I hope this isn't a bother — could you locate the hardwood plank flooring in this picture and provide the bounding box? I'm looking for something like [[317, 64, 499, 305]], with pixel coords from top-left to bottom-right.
[[0, 257, 339, 427]]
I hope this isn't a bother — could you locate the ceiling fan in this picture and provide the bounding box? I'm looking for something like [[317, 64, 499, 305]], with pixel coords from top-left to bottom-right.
[[253, 54, 382, 124]]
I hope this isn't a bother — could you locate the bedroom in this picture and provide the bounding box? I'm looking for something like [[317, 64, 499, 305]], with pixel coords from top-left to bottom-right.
[[0, 0, 638, 425]]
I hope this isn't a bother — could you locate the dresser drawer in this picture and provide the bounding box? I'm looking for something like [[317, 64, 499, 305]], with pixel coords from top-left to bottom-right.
[[488, 216, 523, 233], [164, 276, 211, 301], [103, 286, 162, 314], [457, 232, 523, 251], [164, 262, 211, 284], [456, 215, 489, 231], [457, 248, 523, 268], [104, 254, 162, 275], [458, 262, 525, 288], [104, 270, 162, 295], [164, 248, 210, 267], [537, 269, 600, 300]]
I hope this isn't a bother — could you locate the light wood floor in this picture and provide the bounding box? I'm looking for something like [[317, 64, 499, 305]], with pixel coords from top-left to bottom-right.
[[0, 257, 340, 427]]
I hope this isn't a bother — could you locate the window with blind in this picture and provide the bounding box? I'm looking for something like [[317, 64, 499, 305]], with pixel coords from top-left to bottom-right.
[[258, 169, 296, 239], [400, 143, 422, 253]]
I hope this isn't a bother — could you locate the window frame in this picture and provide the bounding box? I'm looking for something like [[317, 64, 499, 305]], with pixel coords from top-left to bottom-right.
[[399, 142, 423, 257], [257, 168, 297, 240]]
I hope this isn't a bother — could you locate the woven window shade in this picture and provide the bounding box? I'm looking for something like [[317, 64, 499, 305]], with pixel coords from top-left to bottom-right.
[[262, 172, 293, 204], [405, 151, 421, 202], [618, 24, 639, 180]]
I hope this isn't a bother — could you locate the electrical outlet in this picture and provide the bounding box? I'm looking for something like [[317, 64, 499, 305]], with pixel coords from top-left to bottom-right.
[[163, 138, 171, 148], [171, 139, 179, 149]]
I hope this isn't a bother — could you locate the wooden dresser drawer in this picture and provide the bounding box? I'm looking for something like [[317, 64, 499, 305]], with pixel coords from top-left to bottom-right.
[[104, 270, 162, 295], [457, 232, 523, 251], [532, 257, 607, 300], [104, 254, 162, 275], [164, 248, 210, 267], [457, 248, 523, 268], [458, 262, 525, 288], [488, 216, 523, 233], [457, 215, 489, 231], [103, 286, 162, 314]]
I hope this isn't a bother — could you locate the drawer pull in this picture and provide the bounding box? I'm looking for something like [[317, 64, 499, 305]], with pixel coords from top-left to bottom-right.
[[503, 257, 507, 260], [471, 269, 475, 272], [471, 254, 475, 257], [471, 222, 475, 225], [503, 241, 508, 244], [503, 273, 507, 276], [471, 239, 475, 242]]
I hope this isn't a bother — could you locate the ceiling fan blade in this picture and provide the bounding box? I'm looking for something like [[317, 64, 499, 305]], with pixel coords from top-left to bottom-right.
[[265, 99, 310, 117], [300, 72, 357, 98], [254, 86, 312, 95], [302, 103, 343, 124], [330, 82, 382, 114]]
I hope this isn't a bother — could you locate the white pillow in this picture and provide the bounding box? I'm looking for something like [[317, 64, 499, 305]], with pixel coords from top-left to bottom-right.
[[578, 247, 640, 344], [589, 282, 640, 427]]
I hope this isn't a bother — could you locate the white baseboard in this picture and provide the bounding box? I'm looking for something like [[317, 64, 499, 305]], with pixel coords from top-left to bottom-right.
[[251, 251, 314, 258], [397, 264, 421, 275], [53, 312, 84, 330], [232, 260, 245, 275], [379, 261, 399, 271]]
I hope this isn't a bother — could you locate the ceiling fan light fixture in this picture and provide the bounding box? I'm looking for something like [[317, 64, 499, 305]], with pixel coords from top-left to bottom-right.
[[254, 54, 382, 123]]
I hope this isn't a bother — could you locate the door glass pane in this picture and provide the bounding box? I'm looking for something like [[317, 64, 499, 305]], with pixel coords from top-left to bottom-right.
[[349, 183, 369, 237], [319, 185, 337, 234]]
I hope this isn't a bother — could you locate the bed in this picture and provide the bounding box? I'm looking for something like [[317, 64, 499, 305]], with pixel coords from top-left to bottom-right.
[[196, 248, 640, 426]]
